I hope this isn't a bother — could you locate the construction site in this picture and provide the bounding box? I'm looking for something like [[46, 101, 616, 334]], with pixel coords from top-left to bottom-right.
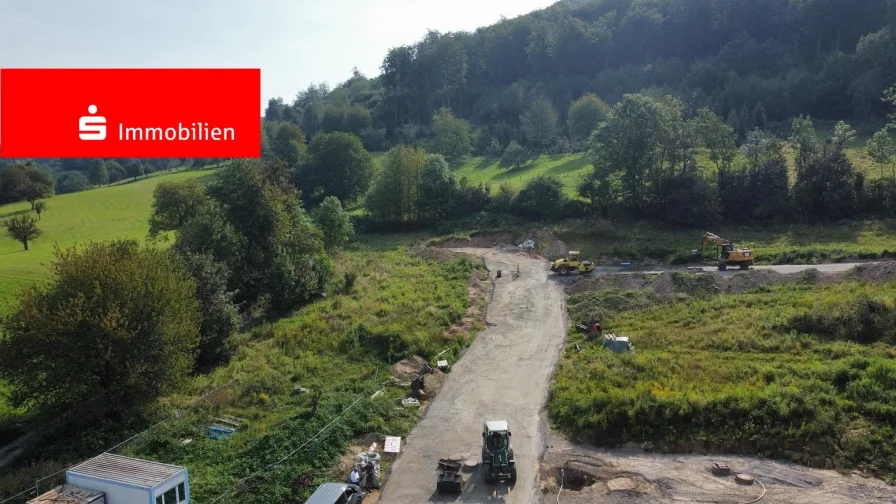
[[367, 232, 896, 504]]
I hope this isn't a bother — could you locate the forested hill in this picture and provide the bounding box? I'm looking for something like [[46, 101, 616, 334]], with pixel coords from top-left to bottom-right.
[[266, 0, 896, 150]]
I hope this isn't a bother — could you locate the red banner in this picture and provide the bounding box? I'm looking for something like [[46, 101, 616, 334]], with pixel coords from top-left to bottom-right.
[[0, 68, 261, 158]]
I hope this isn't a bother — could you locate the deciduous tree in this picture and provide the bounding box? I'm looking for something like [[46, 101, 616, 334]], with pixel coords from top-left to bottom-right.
[[867, 129, 896, 177], [302, 132, 374, 204], [33, 200, 47, 220], [3, 214, 42, 250], [149, 179, 211, 237], [0, 240, 201, 422], [501, 141, 530, 170], [521, 96, 559, 152], [567, 94, 609, 145], [311, 196, 354, 250], [270, 122, 308, 168], [428, 108, 472, 164]]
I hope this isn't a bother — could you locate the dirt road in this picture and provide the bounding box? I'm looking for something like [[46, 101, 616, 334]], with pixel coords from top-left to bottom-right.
[[596, 261, 881, 277], [378, 248, 566, 503]]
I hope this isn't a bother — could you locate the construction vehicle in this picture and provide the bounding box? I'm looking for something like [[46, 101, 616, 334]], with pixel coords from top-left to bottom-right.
[[550, 251, 595, 275], [692, 232, 754, 271], [481, 420, 517, 484]]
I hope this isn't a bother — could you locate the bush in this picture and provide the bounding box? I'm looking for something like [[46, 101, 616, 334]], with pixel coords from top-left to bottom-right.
[[511, 175, 566, 219], [55, 171, 90, 194], [311, 196, 354, 250], [0, 240, 201, 423]]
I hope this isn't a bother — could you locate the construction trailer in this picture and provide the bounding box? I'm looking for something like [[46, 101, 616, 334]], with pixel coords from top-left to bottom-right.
[[55, 453, 190, 504]]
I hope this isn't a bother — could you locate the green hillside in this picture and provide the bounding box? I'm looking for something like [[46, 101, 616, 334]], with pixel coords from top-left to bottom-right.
[[0, 169, 217, 312], [454, 154, 590, 197]]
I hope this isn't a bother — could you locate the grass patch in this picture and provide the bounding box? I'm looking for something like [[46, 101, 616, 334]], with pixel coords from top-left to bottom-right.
[[454, 154, 591, 198], [0, 169, 218, 313], [551, 279, 896, 479]]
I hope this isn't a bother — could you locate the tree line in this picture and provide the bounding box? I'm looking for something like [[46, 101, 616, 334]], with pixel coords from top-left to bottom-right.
[[264, 0, 896, 155], [579, 92, 896, 227]]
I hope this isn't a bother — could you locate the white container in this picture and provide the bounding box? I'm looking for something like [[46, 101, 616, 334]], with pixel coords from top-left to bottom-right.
[[66, 453, 190, 504]]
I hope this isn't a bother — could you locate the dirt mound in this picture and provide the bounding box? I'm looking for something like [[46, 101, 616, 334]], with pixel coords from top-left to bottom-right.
[[438, 233, 514, 249], [646, 273, 683, 295], [839, 261, 896, 283], [725, 269, 790, 293], [412, 246, 464, 262], [391, 355, 428, 380], [569, 269, 798, 297], [546, 240, 570, 259], [566, 273, 651, 295], [412, 369, 447, 399]]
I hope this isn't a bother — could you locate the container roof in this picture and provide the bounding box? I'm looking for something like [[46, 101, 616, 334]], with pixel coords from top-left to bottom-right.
[[307, 483, 359, 504], [68, 453, 184, 489], [485, 420, 508, 432]]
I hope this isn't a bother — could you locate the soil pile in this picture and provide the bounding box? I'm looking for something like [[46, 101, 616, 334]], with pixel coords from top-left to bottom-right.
[[391, 355, 428, 381]]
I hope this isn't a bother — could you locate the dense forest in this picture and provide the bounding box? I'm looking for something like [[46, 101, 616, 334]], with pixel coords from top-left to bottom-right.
[[265, 0, 896, 151]]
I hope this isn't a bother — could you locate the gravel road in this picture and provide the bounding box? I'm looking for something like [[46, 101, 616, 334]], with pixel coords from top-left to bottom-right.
[[378, 248, 567, 503]]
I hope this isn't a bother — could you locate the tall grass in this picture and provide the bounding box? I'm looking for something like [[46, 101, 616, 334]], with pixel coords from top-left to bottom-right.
[[551, 278, 896, 479]]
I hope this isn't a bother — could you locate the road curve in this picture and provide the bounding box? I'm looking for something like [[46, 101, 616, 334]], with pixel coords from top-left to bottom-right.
[[378, 248, 566, 504]]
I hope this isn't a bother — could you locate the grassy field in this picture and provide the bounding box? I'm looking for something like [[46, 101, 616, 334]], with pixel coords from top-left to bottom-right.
[[550, 275, 896, 480], [454, 154, 591, 198], [0, 169, 217, 312]]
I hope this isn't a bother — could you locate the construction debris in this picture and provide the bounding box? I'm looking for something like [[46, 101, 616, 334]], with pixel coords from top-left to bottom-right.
[[28, 485, 104, 504], [355, 451, 382, 491], [401, 398, 420, 407], [711, 463, 731, 476], [518, 240, 536, 250], [602, 333, 634, 353]]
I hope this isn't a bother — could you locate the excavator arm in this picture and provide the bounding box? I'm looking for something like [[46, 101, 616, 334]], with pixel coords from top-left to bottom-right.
[[694, 232, 726, 255]]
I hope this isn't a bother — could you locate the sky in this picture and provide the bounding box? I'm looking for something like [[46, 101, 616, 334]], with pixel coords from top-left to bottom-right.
[[0, 0, 557, 114]]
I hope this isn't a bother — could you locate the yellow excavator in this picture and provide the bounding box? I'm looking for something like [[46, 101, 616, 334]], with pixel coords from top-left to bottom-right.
[[692, 232, 755, 271]]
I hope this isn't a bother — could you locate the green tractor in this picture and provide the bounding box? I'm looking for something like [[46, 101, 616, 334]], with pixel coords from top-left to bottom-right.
[[481, 420, 517, 484]]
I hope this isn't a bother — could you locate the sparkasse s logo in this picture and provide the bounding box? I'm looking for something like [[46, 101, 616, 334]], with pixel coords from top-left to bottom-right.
[[0, 69, 260, 158], [79, 104, 106, 141]]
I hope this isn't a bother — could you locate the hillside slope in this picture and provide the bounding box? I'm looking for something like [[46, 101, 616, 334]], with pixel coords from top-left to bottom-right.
[[0, 169, 217, 311]]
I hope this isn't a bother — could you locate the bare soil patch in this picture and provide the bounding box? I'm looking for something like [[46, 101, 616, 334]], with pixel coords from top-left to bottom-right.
[[539, 433, 896, 504]]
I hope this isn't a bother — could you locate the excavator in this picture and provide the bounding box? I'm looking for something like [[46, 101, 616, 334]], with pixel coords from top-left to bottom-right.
[[692, 232, 755, 271]]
